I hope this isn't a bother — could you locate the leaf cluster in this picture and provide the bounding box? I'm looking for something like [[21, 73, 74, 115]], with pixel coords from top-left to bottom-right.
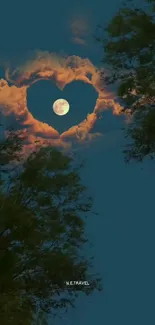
[[96, 0, 155, 162], [0, 131, 102, 325]]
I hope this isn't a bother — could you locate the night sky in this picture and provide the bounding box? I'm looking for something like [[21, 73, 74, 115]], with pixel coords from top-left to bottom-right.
[[1, 0, 155, 324]]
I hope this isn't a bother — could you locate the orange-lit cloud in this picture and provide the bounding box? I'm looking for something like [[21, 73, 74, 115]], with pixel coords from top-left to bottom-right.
[[0, 51, 125, 150]]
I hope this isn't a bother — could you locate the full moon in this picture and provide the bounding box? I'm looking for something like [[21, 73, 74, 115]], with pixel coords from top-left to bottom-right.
[[53, 98, 70, 116]]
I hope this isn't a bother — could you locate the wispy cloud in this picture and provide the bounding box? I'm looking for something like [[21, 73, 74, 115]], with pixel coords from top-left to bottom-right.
[[70, 17, 90, 46]]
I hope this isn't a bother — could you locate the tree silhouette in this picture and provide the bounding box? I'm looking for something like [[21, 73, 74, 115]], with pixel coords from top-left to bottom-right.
[[96, 0, 155, 162], [0, 129, 101, 325]]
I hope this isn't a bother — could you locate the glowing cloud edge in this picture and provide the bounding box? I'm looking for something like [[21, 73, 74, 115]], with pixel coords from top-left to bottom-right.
[[0, 51, 126, 150]]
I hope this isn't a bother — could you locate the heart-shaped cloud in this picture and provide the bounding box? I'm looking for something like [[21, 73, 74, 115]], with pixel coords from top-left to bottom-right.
[[0, 51, 125, 150]]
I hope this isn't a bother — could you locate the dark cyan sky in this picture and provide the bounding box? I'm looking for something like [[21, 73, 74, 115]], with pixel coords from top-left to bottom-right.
[[1, 0, 155, 324]]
